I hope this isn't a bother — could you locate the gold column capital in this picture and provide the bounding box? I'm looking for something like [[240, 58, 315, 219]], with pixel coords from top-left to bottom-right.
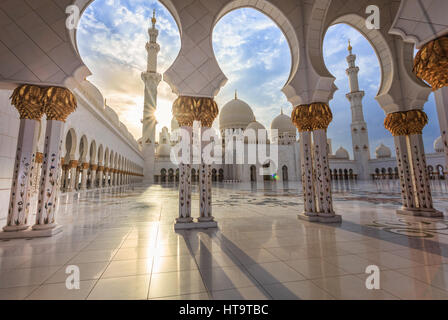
[[173, 96, 218, 127], [42, 87, 77, 122], [414, 36, 448, 90], [384, 109, 428, 136], [82, 163, 89, 170], [90, 164, 98, 171], [10, 85, 45, 120], [291, 103, 333, 132], [97, 166, 104, 172], [292, 104, 314, 132], [309, 102, 333, 130]]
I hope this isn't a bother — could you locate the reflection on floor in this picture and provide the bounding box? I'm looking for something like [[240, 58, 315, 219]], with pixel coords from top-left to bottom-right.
[[1, 180, 448, 300]]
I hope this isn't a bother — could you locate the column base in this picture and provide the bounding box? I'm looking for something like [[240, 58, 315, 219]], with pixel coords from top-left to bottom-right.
[[298, 212, 342, 223], [3, 225, 29, 232], [397, 207, 444, 218], [0, 225, 63, 240], [174, 219, 218, 230]]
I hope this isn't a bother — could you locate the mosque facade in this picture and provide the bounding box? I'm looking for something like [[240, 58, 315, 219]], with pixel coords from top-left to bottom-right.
[[143, 18, 446, 184]]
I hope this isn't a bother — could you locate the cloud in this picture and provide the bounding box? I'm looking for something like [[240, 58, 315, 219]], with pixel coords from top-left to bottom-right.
[[78, 4, 440, 153]]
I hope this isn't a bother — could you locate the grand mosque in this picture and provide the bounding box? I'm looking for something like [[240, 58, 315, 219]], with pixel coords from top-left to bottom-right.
[[142, 15, 446, 184], [0, 0, 448, 301]]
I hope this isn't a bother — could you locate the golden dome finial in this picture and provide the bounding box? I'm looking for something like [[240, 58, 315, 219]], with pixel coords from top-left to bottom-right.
[[151, 9, 157, 26], [348, 39, 353, 54]]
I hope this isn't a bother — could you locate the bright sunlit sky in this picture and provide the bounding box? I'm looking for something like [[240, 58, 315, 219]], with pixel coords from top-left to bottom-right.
[[77, 0, 441, 156]]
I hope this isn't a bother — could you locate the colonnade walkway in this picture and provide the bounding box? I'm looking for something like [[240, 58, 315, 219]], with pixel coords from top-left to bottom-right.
[[0, 181, 448, 300]]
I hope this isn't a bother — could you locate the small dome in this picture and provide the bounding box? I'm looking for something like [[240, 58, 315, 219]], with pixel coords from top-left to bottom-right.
[[246, 120, 266, 132], [271, 112, 296, 135], [219, 97, 255, 130], [434, 136, 444, 153], [245, 121, 268, 143], [334, 147, 349, 159], [157, 144, 171, 157], [375, 143, 391, 159]]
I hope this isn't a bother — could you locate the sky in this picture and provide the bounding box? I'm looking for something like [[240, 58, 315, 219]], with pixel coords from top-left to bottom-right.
[[77, 0, 441, 156]]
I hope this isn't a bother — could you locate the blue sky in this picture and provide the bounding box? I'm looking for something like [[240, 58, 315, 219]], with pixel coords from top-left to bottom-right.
[[77, 0, 441, 156]]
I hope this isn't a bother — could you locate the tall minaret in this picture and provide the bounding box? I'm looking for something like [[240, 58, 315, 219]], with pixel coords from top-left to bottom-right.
[[142, 10, 161, 184], [141, 9, 162, 145], [345, 40, 370, 180]]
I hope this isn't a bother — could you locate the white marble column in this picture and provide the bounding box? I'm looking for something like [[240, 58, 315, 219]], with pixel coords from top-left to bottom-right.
[[60, 164, 67, 192], [33, 120, 64, 232], [90, 165, 97, 189], [393, 135, 416, 210], [299, 131, 316, 216], [387, 110, 443, 217], [97, 166, 104, 188], [67, 161, 77, 192], [408, 134, 440, 215], [175, 126, 193, 227], [435, 87, 448, 173], [4, 119, 40, 232], [312, 129, 334, 216], [198, 126, 216, 226], [80, 163, 88, 190]]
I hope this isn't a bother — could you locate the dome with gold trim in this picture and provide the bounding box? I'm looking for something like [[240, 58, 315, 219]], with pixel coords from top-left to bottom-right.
[[219, 94, 255, 131], [271, 111, 296, 135], [375, 143, 391, 159], [334, 147, 349, 159]]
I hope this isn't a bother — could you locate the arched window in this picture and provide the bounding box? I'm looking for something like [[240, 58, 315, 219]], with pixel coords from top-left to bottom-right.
[[161, 169, 167, 183]]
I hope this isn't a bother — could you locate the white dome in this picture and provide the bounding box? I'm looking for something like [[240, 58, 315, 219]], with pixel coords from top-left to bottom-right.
[[271, 112, 296, 135], [246, 120, 266, 132], [219, 98, 255, 130], [334, 147, 349, 159], [434, 136, 444, 153], [157, 144, 171, 157], [375, 143, 391, 159], [245, 121, 268, 143]]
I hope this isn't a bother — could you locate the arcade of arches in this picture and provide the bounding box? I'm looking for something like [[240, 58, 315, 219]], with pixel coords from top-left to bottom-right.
[[0, 0, 448, 300]]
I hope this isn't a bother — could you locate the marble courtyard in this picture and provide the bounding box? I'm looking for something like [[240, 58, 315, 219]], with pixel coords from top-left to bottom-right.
[[1, 0, 448, 301], [1, 181, 448, 300]]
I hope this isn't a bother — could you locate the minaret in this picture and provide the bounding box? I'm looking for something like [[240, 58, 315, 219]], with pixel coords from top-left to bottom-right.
[[142, 10, 161, 184], [345, 40, 370, 180], [141, 9, 162, 145]]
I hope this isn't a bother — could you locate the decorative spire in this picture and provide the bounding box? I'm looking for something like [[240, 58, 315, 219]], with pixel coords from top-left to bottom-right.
[[348, 39, 353, 54], [281, 107, 283, 115], [151, 9, 157, 28], [235, 90, 238, 100]]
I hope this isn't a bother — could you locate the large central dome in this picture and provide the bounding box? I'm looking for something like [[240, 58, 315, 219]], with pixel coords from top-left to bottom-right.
[[219, 96, 255, 131]]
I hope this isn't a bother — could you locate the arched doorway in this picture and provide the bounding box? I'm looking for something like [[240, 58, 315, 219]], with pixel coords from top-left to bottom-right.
[[218, 169, 224, 182], [250, 165, 257, 182], [212, 169, 217, 182], [282, 166, 288, 181]]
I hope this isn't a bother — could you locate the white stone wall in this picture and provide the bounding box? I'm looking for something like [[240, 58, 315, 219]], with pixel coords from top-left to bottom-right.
[[0, 87, 144, 222], [0, 89, 19, 221]]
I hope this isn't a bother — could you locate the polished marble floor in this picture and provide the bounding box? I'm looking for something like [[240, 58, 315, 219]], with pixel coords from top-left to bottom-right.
[[1, 180, 448, 300]]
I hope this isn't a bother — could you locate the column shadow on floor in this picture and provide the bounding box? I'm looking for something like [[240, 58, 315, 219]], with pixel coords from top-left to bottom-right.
[[176, 229, 301, 300]]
